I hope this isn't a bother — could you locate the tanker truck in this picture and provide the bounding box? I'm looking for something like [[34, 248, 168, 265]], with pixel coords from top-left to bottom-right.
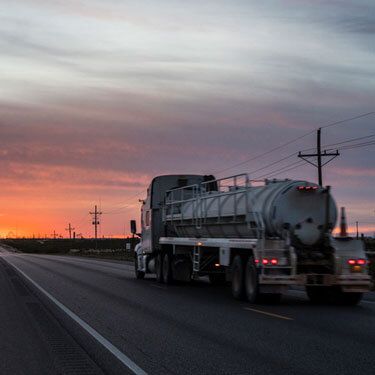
[[133, 174, 371, 305]]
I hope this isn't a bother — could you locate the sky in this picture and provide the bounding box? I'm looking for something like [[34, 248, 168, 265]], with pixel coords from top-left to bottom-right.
[[0, 0, 374, 238]]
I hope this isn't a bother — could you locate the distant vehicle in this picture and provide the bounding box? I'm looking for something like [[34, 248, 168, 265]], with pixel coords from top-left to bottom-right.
[[132, 174, 371, 305]]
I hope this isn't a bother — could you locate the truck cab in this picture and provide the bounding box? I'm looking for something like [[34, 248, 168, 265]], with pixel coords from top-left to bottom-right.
[[140, 175, 206, 255]]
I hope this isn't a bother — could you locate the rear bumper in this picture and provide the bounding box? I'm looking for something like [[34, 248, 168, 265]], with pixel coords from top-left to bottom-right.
[[259, 274, 371, 292]]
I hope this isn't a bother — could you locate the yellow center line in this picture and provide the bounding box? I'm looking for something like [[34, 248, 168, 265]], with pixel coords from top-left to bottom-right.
[[244, 307, 294, 321]]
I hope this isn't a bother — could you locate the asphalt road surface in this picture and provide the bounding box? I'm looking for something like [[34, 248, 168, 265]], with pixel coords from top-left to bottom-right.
[[1, 246, 374, 375]]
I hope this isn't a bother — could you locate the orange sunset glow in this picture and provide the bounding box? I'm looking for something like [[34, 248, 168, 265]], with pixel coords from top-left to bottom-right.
[[0, 0, 374, 238]]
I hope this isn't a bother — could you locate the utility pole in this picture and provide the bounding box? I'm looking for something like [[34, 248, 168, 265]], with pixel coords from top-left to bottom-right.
[[339, 207, 348, 237], [356, 221, 359, 239], [298, 128, 340, 186], [90, 205, 102, 248], [65, 223, 75, 239]]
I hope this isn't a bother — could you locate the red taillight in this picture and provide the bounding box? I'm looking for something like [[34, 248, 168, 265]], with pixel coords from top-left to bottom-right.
[[255, 259, 259, 264], [296, 185, 318, 191], [347, 259, 367, 266], [261, 258, 278, 266]]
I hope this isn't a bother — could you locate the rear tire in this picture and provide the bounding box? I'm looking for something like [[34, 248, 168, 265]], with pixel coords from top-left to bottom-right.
[[231, 255, 245, 300], [134, 256, 145, 280], [156, 253, 164, 283], [244, 257, 259, 303], [162, 253, 173, 284]]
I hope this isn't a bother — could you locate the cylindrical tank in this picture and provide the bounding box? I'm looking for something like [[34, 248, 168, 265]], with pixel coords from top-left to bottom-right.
[[164, 179, 337, 247]]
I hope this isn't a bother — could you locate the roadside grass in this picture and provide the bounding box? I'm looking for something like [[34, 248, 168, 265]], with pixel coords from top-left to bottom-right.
[[0, 238, 138, 262]]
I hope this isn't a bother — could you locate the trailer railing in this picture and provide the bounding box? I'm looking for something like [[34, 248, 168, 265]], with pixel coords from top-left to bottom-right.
[[163, 173, 264, 239]]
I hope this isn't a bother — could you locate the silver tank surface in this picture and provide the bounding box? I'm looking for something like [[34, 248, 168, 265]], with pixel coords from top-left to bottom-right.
[[164, 179, 337, 246]]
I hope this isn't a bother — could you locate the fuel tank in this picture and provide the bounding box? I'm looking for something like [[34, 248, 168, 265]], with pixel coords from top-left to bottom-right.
[[164, 179, 337, 246]]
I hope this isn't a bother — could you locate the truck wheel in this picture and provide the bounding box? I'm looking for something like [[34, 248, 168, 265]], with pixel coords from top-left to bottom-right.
[[156, 253, 164, 283], [209, 273, 226, 285], [162, 253, 173, 284], [232, 255, 245, 299], [245, 257, 259, 303], [134, 256, 145, 280]]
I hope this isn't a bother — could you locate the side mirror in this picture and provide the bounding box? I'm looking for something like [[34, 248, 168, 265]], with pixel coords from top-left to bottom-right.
[[130, 220, 137, 235]]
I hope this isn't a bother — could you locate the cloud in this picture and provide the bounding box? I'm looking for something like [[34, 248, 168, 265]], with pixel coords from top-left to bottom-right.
[[340, 16, 375, 34], [0, 0, 374, 236]]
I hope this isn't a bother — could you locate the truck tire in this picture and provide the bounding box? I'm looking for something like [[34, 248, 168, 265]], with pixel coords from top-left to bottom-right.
[[244, 257, 259, 303], [232, 255, 245, 299], [156, 253, 164, 283], [162, 253, 173, 284], [134, 255, 145, 280]]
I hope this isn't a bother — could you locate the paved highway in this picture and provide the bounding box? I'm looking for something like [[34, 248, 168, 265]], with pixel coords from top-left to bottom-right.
[[1, 247, 374, 375]]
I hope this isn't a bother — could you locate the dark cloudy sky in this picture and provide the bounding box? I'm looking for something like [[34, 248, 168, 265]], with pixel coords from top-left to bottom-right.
[[0, 0, 374, 237]]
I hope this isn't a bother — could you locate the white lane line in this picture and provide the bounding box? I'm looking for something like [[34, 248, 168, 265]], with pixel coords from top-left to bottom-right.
[[4, 258, 147, 375], [244, 307, 293, 321]]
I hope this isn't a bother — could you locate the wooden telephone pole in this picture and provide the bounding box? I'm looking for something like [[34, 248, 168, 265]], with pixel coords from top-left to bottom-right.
[[65, 223, 75, 239], [298, 128, 340, 186], [90, 205, 102, 247]]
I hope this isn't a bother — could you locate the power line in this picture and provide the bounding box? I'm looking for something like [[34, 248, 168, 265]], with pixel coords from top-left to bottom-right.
[[78, 111, 375, 227], [246, 133, 374, 180], [320, 111, 375, 130], [247, 152, 297, 176], [266, 162, 308, 178], [103, 189, 146, 214], [214, 131, 315, 175], [332, 140, 375, 151], [300, 133, 375, 153], [253, 160, 307, 179], [214, 111, 374, 176]]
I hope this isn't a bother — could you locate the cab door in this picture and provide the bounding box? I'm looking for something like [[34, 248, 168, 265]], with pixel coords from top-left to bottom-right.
[[141, 191, 153, 254]]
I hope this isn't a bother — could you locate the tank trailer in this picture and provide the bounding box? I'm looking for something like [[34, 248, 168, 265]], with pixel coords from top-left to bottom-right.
[[133, 174, 371, 304]]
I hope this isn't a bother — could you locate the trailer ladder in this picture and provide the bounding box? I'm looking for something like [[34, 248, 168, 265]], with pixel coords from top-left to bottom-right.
[[193, 246, 200, 272]]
